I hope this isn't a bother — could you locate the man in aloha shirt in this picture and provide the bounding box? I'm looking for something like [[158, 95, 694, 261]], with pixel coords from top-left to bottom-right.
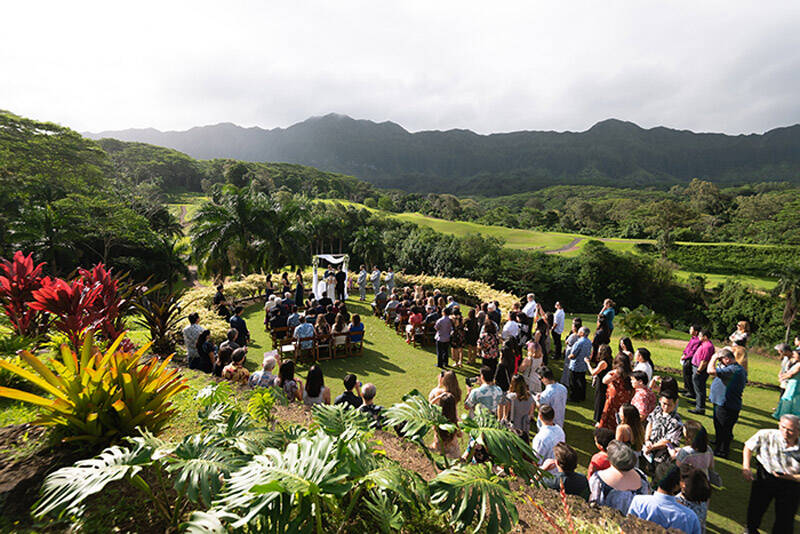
[[465, 365, 505, 415], [643, 392, 684, 466], [293, 316, 315, 350]]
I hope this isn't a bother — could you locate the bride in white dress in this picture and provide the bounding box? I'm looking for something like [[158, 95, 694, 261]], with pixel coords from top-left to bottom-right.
[[326, 273, 336, 300]]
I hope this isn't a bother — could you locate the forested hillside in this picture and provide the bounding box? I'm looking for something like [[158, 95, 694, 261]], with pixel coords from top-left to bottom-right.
[[87, 114, 800, 195]]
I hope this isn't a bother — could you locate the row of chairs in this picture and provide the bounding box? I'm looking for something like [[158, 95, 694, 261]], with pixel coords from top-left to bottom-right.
[[268, 326, 364, 362], [381, 311, 437, 348]]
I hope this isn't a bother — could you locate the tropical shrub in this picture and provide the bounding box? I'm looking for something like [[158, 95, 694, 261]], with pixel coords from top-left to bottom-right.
[[618, 305, 669, 340], [133, 283, 188, 355], [0, 250, 49, 337], [397, 273, 520, 313], [706, 280, 786, 345], [28, 277, 105, 350], [0, 332, 187, 444], [78, 263, 133, 344]]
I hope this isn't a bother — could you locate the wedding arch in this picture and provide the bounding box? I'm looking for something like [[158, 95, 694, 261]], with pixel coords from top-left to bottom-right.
[[311, 254, 349, 299]]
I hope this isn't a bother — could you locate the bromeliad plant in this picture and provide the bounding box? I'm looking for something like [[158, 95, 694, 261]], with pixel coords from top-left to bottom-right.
[[0, 331, 187, 444], [133, 283, 188, 356]]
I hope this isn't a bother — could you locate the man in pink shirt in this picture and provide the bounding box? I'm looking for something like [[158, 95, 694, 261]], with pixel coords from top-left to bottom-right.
[[681, 325, 702, 399], [689, 329, 715, 414]]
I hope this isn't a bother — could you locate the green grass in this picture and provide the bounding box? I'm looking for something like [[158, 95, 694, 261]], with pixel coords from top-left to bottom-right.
[[674, 269, 777, 290]]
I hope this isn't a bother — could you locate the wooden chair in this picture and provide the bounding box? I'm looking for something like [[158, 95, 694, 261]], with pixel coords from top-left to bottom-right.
[[411, 324, 425, 348], [277, 334, 297, 361], [331, 333, 349, 359], [423, 322, 436, 346], [270, 326, 291, 350], [295, 336, 316, 362], [347, 331, 364, 356], [315, 334, 333, 361]]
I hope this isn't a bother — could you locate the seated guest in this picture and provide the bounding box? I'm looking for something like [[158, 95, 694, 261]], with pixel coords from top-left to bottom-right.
[[384, 294, 400, 320], [338, 302, 350, 323], [425, 305, 441, 324], [303, 365, 331, 406], [324, 305, 337, 326], [315, 314, 331, 337], [334, 374, 363, 409], [250, 354, 279, 388], [281, 291, 295, 309], [222, 348, 250, 385], [588, 427, 614, 479], [219, 328, 240, 352], [589, 440, 651, 514], [531, 404, 566, 471], [229, 306, 250, 345], [544, 443, 590, 501], [275, 360, 303, 402], [183, 312, 204, 363], [464, 365, 505, 415], [213, 345, 233, 378], [359, 383, 384, 428], [331, 314, 349, 346], [628, 462, 701, 534], [286, 305, 301, 330], [304, 299, 321, 323], [405, 306, 425, 343], [445, 295, 458, 309], [317, 293, 332, 309], [293, 315, 315, 351], [372, 285, 388, 315], [269, 308, 288, 337], [193, 329, 215, 374], [348, 314, 365, 343]]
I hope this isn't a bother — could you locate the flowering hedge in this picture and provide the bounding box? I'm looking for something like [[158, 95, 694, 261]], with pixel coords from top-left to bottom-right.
[[396, 273, 520, 313]]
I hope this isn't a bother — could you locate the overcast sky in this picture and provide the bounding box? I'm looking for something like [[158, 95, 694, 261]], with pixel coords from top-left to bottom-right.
[[3, 1, 799, 135]]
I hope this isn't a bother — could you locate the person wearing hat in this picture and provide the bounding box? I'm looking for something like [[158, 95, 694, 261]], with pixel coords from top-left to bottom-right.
[[708, 347, 747, 458], [589, 439, 650, 514], [628, 462, 701, 534]]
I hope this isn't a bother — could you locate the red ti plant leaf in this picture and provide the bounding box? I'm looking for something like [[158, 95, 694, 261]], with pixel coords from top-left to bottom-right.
[[79, 263, 127, 345], [29, 277, 104, 350], [0, 251, 49, 337]]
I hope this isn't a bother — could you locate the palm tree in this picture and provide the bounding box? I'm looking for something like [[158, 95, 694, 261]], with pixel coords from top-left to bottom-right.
[[774, 265, 800, 343]]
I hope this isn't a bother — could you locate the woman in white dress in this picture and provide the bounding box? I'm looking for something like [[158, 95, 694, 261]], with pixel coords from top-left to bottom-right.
[[326, 273, 336, 300]]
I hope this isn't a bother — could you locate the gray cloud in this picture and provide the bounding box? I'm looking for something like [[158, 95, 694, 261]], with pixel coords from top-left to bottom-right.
[[1, 1, 799, 135]]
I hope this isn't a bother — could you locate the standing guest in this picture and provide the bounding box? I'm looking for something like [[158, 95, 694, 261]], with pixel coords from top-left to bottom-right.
[[731, 344, 749, 373], [487, 302, 502, 325], [357, 265, 368, 301], [504, 374, 535, 439], [222, 348, 250, 385], [586, 344, 614, 423], [431, 392, 462, 458], [213, 283, 230, 319], [303, 365, 331, 406], [630, 370, 658, 421], [219, 328, 240, 352], [689, 330, 715, 415], [494, 343, 516, 400], [670, 420, 715, 476], [182, 313, 204, 364], [681, 325, 702, 399], [264, 275, 275, 299], [501, 311, 520, 342], [370, 265, 381, 295], [774, 348, 800, 419], [599, 298, 616, 333], [589, 440, 650, 514], [281, 272, 292, 296], [522, 293, 538, 321], [518, 340, 544, 395], [359, 383, 383, 428], [616, 403, 646, 453], [531, 405, 566, 471], [464, 365, 505, 415], [599, 353, 634, 431], [643, 391, 684, 468], [429, 370, 463, 405], [592, 315, 611, 361], [676, 464, 712, 534], [384, 266, 395, 293], [250, 355, 279, 388], [777, 342, 796, 402], [478, 319, 501, 374], [434, 307, 454, 369], [275, 360, 303, 402], [708, 347, 747, 458], [566, 326, 591, 402], [450, 314, 465, 368], [229, 306, 250, 346], [544, 443, 590, 500], [334, 374, 363, 409], [628, 463, 701, 534], [464, 308, 480, 365], [536, 367, 568, 429], [588, 427, 615, 479], [742, 414, 800, 534], [347, 314, 364, 343], [552, 301, 565, 359], [335, 265, 347, 302], [618, 337, 635, 358], [294, 269, 304, 307], [729, 320, 750, 347], [191, 329, 215, 374], [563, 317, 583, 360], [633, 348, 654, 383], [534, 317, 551, 364]]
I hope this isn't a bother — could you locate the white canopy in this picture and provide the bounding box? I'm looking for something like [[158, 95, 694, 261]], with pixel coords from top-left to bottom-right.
[[311, 254, 349, 299]]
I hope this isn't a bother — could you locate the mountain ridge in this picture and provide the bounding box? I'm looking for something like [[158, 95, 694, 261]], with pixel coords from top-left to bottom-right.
[[84, 114, 800, 195]]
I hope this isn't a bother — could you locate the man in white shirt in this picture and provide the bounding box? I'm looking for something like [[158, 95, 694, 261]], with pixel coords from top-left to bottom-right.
[[501, 311, 520, 342], [531, 404, 566, 471], [522, 293, 538, 320], [536, 367, 567, 429], [552, 302, 565, 359]]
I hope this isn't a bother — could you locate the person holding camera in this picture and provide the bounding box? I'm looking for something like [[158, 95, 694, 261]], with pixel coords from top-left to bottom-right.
[[464, 365, 504, 415], [708, 347, 746, 459]]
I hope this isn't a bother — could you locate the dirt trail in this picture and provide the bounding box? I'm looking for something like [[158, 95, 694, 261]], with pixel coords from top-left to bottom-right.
[[545, 237, 583, 254]]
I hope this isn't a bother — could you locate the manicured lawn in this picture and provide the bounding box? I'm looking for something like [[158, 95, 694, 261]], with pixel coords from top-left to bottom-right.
[[240, 300, 791, 533]]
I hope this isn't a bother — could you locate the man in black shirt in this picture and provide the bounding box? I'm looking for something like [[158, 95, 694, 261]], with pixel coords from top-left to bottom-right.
[[335, 266, 347, 301], [213, 284, 230, 319], [269, 308, 288, 338], [334, 374, 363, 409]]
